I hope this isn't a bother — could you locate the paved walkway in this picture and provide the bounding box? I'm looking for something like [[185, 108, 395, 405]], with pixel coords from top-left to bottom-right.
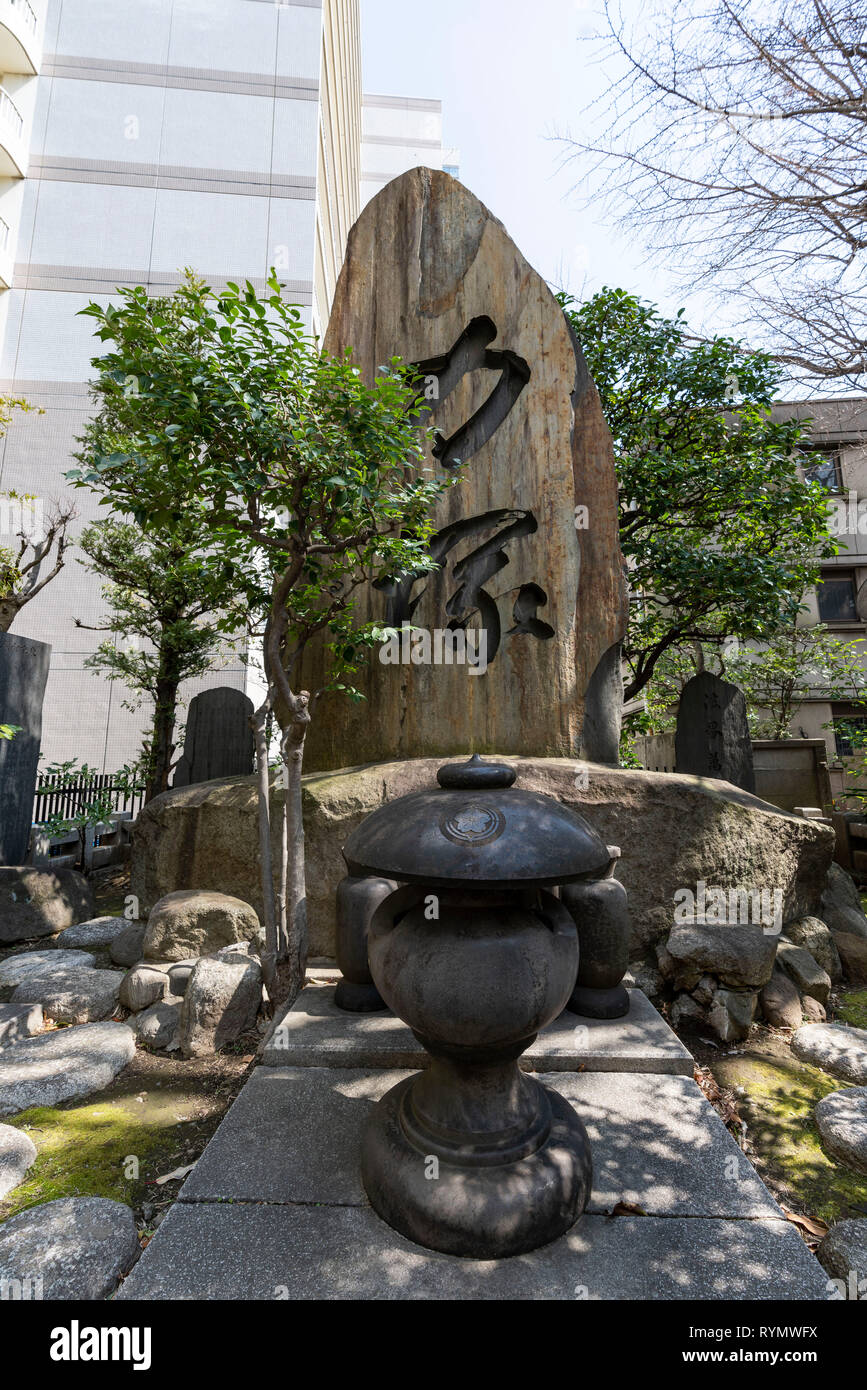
[[119, 988, 829, 1300]]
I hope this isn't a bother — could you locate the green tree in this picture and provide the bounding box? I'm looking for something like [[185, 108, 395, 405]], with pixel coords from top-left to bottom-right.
[[562, 287, 834, 700], [75, 516, 251, 802], [726, 625, 867, 740], [68, 271, 448, 1007]]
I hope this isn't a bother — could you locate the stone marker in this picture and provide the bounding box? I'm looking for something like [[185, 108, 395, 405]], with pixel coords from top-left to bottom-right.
[[0, 631, 50, 866], [815, 1087, 867, 1175], [300, 168, 628, 771], [172, 687, 255, 787], [0, 1121, 37, 1197], [0, 1197, 140, 1299], [675, 671, 756, 792]]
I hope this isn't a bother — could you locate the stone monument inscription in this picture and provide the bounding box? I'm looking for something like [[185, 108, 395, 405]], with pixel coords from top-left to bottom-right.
[[302, 168, 628, 770], [675, 671, 756, 793]]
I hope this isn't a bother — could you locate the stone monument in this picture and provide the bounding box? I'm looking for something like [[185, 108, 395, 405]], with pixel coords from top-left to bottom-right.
[[301, 168, 628, 770], [0, 631, 51, 865], [172, 688, 255, 788], [675, 671, 756, 793]]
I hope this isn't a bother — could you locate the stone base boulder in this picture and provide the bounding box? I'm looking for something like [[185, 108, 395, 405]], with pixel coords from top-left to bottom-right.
[[142, 890, 262, 962], [0, 1022, 135, 1116], [179, 955, 262, 1058], [130, 759, 834, 959], [792, 1023, 867, 1085], [760, 968, 803, 1030], [833, 931, 867, 984], [134, 997, 182, 1050], [782, 916, 842, 982], [0, 868, 93, 944], [109, 921, 146, 967], [55, 916, 129, 950]]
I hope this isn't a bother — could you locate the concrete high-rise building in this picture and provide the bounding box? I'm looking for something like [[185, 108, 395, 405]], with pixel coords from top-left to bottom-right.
[[0, 0, 367, 771], [360, 92, 457, 209]]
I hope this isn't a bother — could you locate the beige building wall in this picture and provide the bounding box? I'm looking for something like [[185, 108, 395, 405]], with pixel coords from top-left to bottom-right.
[[313, 0, 360, 337]]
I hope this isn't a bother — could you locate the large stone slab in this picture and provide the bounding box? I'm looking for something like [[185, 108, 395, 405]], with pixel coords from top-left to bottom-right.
[[0, 1197, 140, 1299], [180, 1066, 779, 1219], [0, 1021, 135, 1116], [119, 1063, 826, 1301], [0, 631, 50, 867], [0, 867, 93, 944], [300, 167, 629, 770], [262, 984, 694, 1074], [131, 758, 833, 959], [0, 948, 95, 993], [792, 1022, 867, 1085]]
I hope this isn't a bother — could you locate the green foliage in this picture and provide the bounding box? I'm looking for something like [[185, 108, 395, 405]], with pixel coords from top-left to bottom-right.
[[727, 626, 867, 740], [562, 287, 834, 699], [36, 758, 144, 838], [0, 723, 21, 740]]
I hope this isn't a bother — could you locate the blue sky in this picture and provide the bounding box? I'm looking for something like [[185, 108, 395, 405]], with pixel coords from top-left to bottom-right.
[[361, 0, 700, 325]]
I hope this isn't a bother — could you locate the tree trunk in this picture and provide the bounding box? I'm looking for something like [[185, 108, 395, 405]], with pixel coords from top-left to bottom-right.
[[251, 701, 282, 1005], [268, 708, 310, 1010], [146, 675, 180, 803], [0, 596, 21, 633]]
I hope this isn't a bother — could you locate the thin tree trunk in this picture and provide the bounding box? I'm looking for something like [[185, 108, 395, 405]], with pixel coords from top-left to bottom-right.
[[269, 708, 309, 1009], [146, 676, 180, 802], [0, 597, 21, 632], [251, 700, 280, 1005]]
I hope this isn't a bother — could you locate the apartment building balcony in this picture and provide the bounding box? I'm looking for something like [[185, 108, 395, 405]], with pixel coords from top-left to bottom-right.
[[0, 0, 40, 76], [0, 85, 26, 175], [0, 213, 12, 287]]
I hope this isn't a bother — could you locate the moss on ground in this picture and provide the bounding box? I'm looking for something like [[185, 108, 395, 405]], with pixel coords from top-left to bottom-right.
[[837, 988, 867, 1030], [0, 1053, 252, 1225], [712, 1041, 867, 1226]]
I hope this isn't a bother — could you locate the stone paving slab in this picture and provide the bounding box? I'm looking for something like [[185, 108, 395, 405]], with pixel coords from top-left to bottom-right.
[[262, 984, 694, 1075], [117, 1203, 827, 1301], [179, 1066, 782, 1218]]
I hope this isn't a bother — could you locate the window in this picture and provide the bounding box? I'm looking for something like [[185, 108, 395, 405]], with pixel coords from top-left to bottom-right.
[[817, 569, 859, 624], [831, 704, 867, 756], [803, 450, 842, 492]]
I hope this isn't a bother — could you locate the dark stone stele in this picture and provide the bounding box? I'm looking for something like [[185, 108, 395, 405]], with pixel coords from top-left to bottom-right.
[[172, 688, 255, 788], [675, 671, 756, 794], [0, 632, 51, 866], [342, 753, 610, 1259]]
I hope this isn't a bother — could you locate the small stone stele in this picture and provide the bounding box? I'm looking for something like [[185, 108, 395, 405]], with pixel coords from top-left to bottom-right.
[[675, 672, 756, 792]]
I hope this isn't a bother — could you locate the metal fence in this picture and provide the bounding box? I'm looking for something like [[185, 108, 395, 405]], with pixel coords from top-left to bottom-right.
[[33, 773, 147, 826]]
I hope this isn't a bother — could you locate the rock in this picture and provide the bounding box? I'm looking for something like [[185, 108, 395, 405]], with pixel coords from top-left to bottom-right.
[[0, 1197, 140, 1299], [109, 921, 146, 967], [0, 1002, 43, 1047], [134, 998, 182, 1050], [0, 1022, 136, 1116], [707, 988, 758, 1042], [304, 167, 629, 769], [776, 940, 832, 1005], [760, 968, 803, 1029], [0, 1121, 37, 1197], [11, 967, 125, 1024], [0, 867, 93, 944], [179, 956, 262, 1057], [0, 949, 95, 994], [691, 974, 718, 1008], [817, 1219, 867, 1290], [118, 964, 170, 1013], [165, 960, 197, 997], [54, 916, 129, 950], [833, 931, 867, 985], [782, 916, 842, 982], [142, 890, 262, 962], [670, 994, 705, 1030], [623, 961, 664, 1001], [666, 923, 777, 990], [803, 996, 827, 1023], [821, 863, 867, 941], [792, 1023, 867, 1084], [131, 759, 835, 959], [815, 1087, 867, 1175]]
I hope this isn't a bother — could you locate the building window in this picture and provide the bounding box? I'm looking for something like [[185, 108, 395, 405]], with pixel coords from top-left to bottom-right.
[[817, 569, 859, 624], [803, 450, 842, 492], [831, 703, 867, 756]]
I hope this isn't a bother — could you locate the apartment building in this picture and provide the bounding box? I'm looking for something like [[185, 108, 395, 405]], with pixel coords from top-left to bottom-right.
[[0, 0, 454, 775]]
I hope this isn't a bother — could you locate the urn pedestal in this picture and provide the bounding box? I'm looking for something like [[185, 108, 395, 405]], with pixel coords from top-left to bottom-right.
[[334, 873, 397, 1012], [563, 847, 631, 1020], [342, 753, 609, 1259]]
